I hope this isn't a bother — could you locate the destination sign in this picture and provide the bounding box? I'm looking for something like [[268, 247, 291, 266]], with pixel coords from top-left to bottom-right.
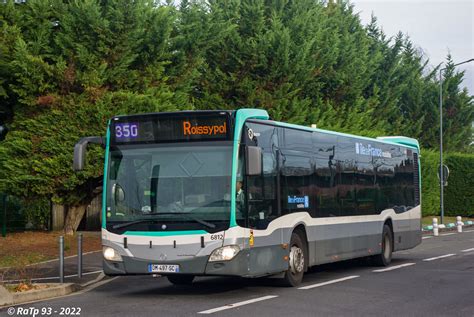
[[111, 113, 231, 144], [182, 121, 227, 136]]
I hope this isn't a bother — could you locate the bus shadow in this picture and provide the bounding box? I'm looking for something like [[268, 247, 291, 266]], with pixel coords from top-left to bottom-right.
[[117, 256, 415, 297], [121, 275, 284, 297]]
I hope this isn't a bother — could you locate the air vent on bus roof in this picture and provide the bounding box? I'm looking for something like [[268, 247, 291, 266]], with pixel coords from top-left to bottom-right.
[[376, 136, 420, 149]]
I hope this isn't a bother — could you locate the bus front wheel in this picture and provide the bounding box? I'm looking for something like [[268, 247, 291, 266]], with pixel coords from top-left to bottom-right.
[[283, 232, 306, 287], [372, 225, 393, 266], [167, 275, 195, 285]]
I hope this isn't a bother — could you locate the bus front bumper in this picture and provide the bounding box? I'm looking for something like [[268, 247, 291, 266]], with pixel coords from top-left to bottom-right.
[[103, 249, 250, 277]]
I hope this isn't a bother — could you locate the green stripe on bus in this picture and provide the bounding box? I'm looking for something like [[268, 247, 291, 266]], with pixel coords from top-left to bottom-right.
[[101, 121, 111, 229], [230, 109, 269, 227], [124, 230, 208, 236]]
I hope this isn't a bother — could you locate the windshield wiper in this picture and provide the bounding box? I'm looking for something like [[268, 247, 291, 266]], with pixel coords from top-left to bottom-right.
[[111, 212, 216, 230], [146, 212, 216, 229], [112, 218, 159, 230]]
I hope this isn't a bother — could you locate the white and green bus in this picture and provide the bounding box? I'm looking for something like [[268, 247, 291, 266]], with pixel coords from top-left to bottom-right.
[[74, 109, 421, 286]]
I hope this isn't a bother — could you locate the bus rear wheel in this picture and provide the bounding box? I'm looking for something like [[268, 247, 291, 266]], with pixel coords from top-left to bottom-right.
[[167, 275, 195, 285], [282, 232, 306, 287], [372, 225, 393, 266]]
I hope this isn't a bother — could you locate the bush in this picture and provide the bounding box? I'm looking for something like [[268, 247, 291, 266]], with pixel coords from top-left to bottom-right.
[[444, 153, 474, 217], [1, 196, 50, 231], [420, 150, 474, 217], [22, 198, 50, 230], [420, 150, 439, 216]]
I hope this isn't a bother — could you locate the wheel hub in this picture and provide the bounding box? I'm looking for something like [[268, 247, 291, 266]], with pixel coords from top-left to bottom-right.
[[289, 246, 304, 274]]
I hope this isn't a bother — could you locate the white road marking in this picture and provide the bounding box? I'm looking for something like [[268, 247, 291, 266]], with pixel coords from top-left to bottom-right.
[[423, 254, 456, 262], [440, 233, 456, 236], [464, 230, 474, 233], [461, 248, 474, 252], [298, 275, 360, 290], [373, 263, 416, 272], [2, 270, 103, 283], [198, 295, 278, 314], [422, 236, 432, 240]]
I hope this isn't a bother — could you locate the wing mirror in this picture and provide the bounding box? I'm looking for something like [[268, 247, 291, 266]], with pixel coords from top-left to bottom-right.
[[245, 146, 262, 176]]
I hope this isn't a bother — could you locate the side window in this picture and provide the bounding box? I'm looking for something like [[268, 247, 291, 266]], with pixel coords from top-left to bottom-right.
[[355, 149, 376, 215], [281, 128, 313, 152], [373, 145, 391, 213], [375, 146, 396, 212], [280, 127, 314, 215], [379, 146, 402, 211], [391, 146, 407, 210], [313, 132, 338, 217], [403, 149, 415, 209], [280, 152, 313, 215], [337, 137, 356, 216]]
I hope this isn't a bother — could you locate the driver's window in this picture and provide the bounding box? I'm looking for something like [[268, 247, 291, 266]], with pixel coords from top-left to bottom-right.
[[109, 155, 151, 218], [240, 122, 279, 230], [236, 145, 247, 227]]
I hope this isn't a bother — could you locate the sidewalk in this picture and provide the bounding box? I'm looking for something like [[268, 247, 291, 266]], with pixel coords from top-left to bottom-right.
[[1, 250, 103, 285]]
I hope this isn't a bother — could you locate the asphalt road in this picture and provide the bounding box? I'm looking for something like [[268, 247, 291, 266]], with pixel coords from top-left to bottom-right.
[[1, 230, 473, 317]]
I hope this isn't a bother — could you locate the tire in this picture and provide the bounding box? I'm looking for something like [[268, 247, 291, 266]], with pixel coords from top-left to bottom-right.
[[282, 232, 307, 287], [167, 275, 195, 285], [372, 225, 393, 266]]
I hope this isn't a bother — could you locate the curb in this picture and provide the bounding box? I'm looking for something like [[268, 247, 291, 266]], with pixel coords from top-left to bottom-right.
[[79, 272, 106, 288], [0, 283, 77, 307], [0, 271, 106, 308], [422, 223, 474, 234]]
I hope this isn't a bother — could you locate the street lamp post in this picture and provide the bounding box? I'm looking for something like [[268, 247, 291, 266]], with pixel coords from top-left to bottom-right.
[[439, 58, 474, 224]]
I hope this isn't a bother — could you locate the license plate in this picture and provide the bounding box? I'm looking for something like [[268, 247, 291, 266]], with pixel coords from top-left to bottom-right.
[[148, 264, 180, 273]]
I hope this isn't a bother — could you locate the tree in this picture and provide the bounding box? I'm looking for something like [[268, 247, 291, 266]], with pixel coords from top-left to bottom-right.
[[440, 55, 474, 152], [0, 0, 472, 232], [0, 0, 192, 234]]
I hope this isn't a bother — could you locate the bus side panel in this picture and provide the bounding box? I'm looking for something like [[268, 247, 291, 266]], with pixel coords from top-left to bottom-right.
[[393, 205, 422, 251], [306, 218, 382, 266]]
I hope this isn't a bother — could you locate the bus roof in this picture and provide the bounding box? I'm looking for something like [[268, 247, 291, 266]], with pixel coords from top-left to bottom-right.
[[237, 109, 420, 151], [110, 108, 420, 150]]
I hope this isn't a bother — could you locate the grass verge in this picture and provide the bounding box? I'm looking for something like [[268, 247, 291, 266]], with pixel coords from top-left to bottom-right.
[[0, 231, 101, 268], [422, 216, 474, 226]]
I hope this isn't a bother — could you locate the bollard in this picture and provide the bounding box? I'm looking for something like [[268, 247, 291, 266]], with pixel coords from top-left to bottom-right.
[[457, 216, 463, 233], [78, 233, 83, 279], [59, 236, 64, 283], [433, 218, 439, 236]]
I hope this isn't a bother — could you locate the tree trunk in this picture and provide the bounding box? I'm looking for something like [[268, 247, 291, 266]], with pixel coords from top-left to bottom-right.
[[63, 204, 87, 235]]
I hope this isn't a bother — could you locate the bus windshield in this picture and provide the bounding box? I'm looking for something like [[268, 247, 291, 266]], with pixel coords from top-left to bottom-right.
[[106, 143, 233, 233]]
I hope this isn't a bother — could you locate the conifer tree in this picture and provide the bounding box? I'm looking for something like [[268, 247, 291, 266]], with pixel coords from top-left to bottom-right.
[[0, 0, 191, 232]]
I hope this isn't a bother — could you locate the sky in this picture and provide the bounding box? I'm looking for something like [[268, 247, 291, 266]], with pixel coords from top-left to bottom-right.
[[351, 0, 474, 95]]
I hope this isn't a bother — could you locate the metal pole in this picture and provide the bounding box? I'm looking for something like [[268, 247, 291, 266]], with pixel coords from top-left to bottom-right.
[[438, 58, 473, 224], [439, 68, 444, 224], [78, 233, 83, 279], [59, 236, 64, 283], [1, 194, 6, 238]]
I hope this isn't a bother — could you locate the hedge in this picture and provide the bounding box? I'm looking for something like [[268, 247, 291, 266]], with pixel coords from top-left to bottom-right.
[[421, 150, 474, 217]]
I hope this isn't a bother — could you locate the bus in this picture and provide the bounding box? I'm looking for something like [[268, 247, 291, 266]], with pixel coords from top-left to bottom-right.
[[73, 109, 421, 286]]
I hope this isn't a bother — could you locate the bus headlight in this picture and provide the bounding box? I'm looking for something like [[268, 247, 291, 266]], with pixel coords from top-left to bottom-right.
[[103, 246, 123, 262], [209, 245, 240, 262]]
